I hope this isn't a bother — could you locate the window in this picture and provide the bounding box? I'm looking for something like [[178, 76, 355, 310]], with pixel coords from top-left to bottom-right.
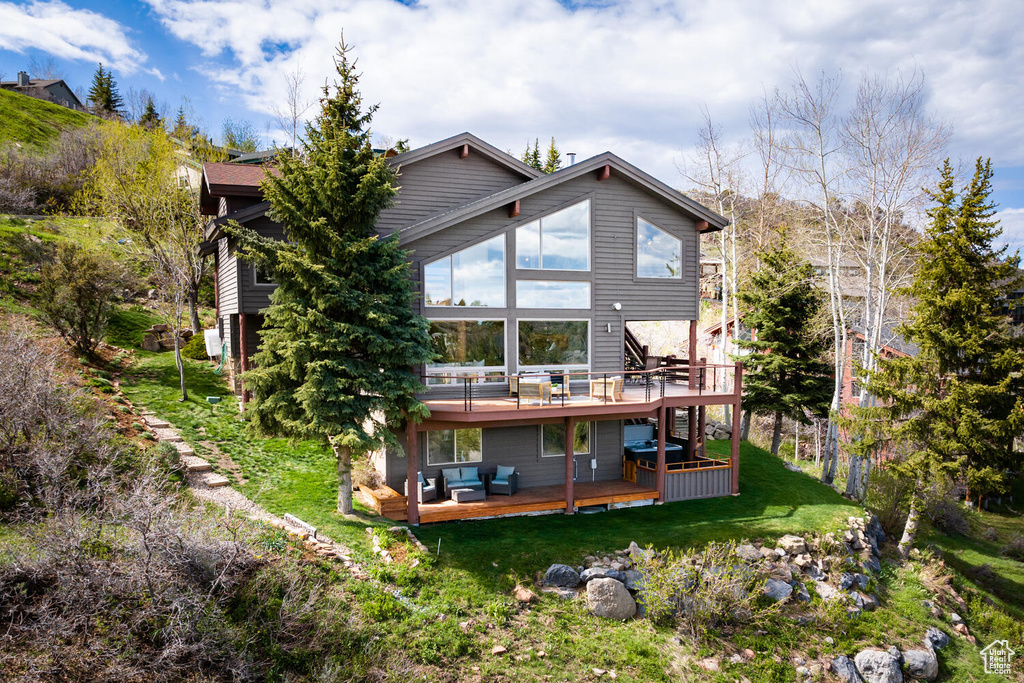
[[424, 234, 505, 307], [541, 422, 591, 457], [516, 200, 590, 271], [518, 320, 589, 369], [427, 320, 506, 383], [427, 429, 483, 466], [636, 217, 681, 278], [253, 264, 275, 286], [516, 280, 591, 309]]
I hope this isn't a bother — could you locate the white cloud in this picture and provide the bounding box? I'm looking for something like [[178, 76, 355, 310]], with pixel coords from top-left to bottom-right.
[[997, 208, 1024, 256], [141, 0, 1024, 188], [0, 0, 156, 76]]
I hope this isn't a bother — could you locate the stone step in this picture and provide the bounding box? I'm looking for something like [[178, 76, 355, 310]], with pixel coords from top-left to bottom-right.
[[172, 441, 195, 456], [153, 428, 182, 443], [203, 472, 230, 488], [144, 417, 170, 429], [181, 455, 212, 472]]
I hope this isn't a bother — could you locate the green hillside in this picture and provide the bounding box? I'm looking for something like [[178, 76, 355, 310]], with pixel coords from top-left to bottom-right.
[[0, 87, 95, 150]]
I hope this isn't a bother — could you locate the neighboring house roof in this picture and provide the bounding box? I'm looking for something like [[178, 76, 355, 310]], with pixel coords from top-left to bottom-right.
[[849, 323, 919, 358], [397, 151, 728, 245], [199, 162, 278, 213], [389, 132, 542, 180], [0, 77, 83, 108]]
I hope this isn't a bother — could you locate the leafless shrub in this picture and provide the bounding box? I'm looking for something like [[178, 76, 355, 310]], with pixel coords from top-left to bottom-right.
[[0, 127, 99, 213], [1002, 535, 1024, 561], [633, 542, 773, 641]]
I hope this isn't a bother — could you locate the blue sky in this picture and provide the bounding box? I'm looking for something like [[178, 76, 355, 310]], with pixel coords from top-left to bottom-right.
[[1, 0, 1023, 251]]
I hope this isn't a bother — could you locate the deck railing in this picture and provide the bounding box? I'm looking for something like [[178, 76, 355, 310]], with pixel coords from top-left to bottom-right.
[[635, 456, 731, 472], [420, 363, 738, 412]]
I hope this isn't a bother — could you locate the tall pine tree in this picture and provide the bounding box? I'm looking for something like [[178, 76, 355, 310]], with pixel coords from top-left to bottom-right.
[[521, 138, 542, 170], [139, 97, 161, 129], [87, 63, 123, 117], [227, 42, 434, 514], [543, 137, 562, 174], [734, 244, 833, 456], [855, 159, 1024, 559]]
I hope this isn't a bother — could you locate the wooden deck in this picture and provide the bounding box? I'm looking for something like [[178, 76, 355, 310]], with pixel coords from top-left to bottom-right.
[[416, 479, 658, 524], [420, 382, 738, 426]]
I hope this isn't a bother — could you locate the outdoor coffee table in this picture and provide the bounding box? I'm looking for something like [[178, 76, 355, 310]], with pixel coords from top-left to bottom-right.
[[451, 488, 486, 503]]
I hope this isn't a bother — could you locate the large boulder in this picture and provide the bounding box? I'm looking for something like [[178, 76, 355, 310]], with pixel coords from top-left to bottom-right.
[[816, 581, 840, 602], [923, 627, 949, 651], [621, 569, 644, 591], [543, 564, 580, 588], [777, 534, 808, 555], [831, 655, 863, 683], [735, 544, 760, 562], [586, 577, 637, 620], [902, 648, 938, 681], [855, 649, 903, 683], [580, 567, 626, 584], [763, 578, 793, 602], [863, 555, 882, 574]]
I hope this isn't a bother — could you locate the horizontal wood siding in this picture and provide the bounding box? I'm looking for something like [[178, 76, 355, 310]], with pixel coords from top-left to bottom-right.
[[384, 419, 625, 491], [216, 237, 239, 315], [377, 151, 527, 236], [240, 217, 285, 313], [408, 173, 700, 373]]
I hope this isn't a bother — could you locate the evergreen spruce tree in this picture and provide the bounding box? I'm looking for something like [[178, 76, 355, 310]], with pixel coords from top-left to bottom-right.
[[87, 63, 123, 117], [227, 42, 434, 514], [543, 137, 562, 174], [171, 107, 190, 139], [734, 244, 833, 456], [521, 138, 543, 170], [855, 159, 1024, 559], [139, 97, 161, 129]]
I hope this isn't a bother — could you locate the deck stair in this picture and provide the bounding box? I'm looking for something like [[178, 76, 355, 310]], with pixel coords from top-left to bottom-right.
[[624, 326, 647, 372]]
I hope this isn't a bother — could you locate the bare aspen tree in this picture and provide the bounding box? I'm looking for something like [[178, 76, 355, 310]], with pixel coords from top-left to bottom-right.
[[776, 70, 849, 486], [839, 70, 949, 500], [273, 64, 314, 154], [682, 108, 746, 423]]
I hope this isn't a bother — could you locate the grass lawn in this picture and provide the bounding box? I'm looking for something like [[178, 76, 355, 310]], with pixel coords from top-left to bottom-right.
[[0, 87, 95, 150], [116, 347, 1024, 681]]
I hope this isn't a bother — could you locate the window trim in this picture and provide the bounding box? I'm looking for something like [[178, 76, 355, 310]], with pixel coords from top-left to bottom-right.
[[515, 317, 591, 374], [634, 214, 683, 281], [423, 233, 507, 308], [515, 198, 592, 273], [540, 421, 593, 458], [426, 428, 484, 467], [252, 264, 276, 288]]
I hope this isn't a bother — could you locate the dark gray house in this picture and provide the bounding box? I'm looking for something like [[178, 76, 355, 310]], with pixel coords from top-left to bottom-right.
[[0, 72, 82, 110], [199, 133, 743, 525]]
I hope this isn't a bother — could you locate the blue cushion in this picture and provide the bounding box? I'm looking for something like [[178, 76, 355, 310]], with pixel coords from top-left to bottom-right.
[[460, 466, 479, 482], [442, 468, 461, 484], [496, 465, 515, 480], [417, 472, 427, 485]]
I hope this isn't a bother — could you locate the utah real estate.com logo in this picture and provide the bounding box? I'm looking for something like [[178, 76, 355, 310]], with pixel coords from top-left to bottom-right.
[[981, 639, 1016, 676]]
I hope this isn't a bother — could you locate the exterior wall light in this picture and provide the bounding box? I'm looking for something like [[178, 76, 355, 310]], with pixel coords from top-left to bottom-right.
[[612, 302, 622, 311]]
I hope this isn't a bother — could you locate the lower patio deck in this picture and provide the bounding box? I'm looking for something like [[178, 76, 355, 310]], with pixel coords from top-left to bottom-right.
[[364, 479, 659, 524]]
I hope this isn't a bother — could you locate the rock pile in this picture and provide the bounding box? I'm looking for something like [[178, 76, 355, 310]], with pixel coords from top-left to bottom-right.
[[141, 323, 194, 352], [539, 544, 648, 620], [676, 412, 733, 441]]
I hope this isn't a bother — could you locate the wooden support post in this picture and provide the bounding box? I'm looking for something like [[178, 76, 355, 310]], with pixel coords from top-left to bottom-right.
[[407, 425, 420, 525], [509, 199, 520, 218], [698, 405, 707, 458], [597, 164, 611, 181], [564, 416, 575, 515], [238, 313, 249, 403], [459, 143, 469, 159], [687, 406, 697, 461], [212, 256, 219, 319], [687, 320, 698, 389], [731, 362, 743, 494], [656, 406, 667, 501]]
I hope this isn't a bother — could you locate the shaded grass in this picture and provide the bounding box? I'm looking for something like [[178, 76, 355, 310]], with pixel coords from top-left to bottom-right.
[[0, 88, 95, 150]]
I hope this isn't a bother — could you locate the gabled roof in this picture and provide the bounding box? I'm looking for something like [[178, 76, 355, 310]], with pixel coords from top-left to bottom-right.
[[202, 200, 271, 244], [200, 162, 279, 214], [397, 151, 728, 245], [389, 132, 542, 180], [0, 78, 83, 108]]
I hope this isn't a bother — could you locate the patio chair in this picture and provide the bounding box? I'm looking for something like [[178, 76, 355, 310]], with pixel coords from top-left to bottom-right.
[[489, 465, 519, 496], [518, 376, 553, 404], [589, 376, 624, 402], [404, 472, 437, 503], [440, 466, 485, 498], [549, 372, 570, 399]]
